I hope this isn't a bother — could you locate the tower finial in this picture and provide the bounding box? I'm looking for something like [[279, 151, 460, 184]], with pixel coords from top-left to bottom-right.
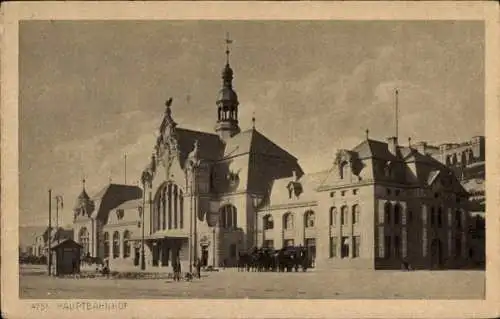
[[365, 129, 369, 140], [408, 137, 412, 147], [252, 112, 256, 129], [225, 32, 233, 65], [395, 89, 399, 140], [82, 177, 86, 190], [165, 97, 173, 115]]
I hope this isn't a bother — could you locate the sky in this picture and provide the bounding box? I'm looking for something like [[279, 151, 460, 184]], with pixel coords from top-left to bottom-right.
[[19, 20, 484, 228]]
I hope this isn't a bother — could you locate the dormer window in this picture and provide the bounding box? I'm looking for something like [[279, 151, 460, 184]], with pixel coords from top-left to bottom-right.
[[340, 161, 349, 179], [116, 209, 125, 220], [287, 182, 303, 199], [384, 161, 393, 178]]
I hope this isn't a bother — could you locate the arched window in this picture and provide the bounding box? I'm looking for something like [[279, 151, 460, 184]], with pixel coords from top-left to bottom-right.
[[219, 205, 237, 229], [446, 155, 451, 166], [103, 232, 110, 258], [153, 182, 184, 232], [452, 154, 458, 165], [283, 212, 294, 230], [113, 231, 120, 258], [394, 203, 401, 225], [123, 230, 131, 258], [304, 210, 315, 228], [263, 214, 274, 230], [329, 207, 337, 226], [352, 204, 360, 224], [78, 227, 89, 256], [384, 202, 392, 224], [341, 206, 348, 226]]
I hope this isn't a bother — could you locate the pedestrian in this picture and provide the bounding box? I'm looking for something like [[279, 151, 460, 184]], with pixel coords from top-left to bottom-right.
[[176, 260, 182, 281], [196, 258, 201, 279]]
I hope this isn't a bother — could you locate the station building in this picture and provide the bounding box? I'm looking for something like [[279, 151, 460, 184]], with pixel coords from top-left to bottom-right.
[[68, 45, 477, 271]]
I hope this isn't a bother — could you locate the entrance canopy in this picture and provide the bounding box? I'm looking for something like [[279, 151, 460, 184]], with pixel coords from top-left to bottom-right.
[[130, 229, 189, 241]]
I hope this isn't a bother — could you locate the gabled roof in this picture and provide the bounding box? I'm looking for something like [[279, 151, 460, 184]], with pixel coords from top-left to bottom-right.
[[351, 139, 399, 161], [90, 184, 142, 220], [176, 128, 224, 164], [50, 238, 82, 250], [223, 128, 297, 160]]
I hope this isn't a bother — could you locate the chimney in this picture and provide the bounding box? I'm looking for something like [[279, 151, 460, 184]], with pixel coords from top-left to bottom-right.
[[292, 170, 297, 181], [386, 136, 398, 155]]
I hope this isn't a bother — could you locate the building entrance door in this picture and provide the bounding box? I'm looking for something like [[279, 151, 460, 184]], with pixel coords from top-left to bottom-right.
[[305, 238, 316, 267], [201, 245, 209, 267]]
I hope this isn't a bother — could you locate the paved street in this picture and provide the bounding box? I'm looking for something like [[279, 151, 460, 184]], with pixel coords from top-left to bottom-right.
[[19, 265, 484, 299]]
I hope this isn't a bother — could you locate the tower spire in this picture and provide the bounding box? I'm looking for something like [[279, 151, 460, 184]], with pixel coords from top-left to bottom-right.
[[215, 32, 240, 139], [225, 32, 233, 65]]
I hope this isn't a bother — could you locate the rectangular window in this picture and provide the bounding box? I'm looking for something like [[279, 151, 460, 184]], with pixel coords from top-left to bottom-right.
[[384, 236, 391, 259], [330, 237, 338, 258], [341, 236, 349, 258], [353, 236, 360, 258], [341, 190, 346, 196], [353, 189, 358, 195]]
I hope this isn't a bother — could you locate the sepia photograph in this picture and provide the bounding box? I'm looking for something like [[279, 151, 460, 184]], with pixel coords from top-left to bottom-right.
[[2, 1, 499, 318]]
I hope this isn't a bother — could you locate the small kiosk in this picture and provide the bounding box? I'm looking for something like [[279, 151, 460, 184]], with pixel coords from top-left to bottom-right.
[[50, 239, 82, 276]]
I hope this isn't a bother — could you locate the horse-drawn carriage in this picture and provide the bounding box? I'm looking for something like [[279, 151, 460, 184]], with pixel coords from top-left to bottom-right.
[[237, 246, 312, 272]]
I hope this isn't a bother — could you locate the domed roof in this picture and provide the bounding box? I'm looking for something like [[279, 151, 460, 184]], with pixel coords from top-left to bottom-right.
[[217, 63, 239, 105], [217, 87, 239, 104]]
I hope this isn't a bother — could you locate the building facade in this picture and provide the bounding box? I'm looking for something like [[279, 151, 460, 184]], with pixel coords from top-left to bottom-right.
[[67, 46, 480, 271]]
